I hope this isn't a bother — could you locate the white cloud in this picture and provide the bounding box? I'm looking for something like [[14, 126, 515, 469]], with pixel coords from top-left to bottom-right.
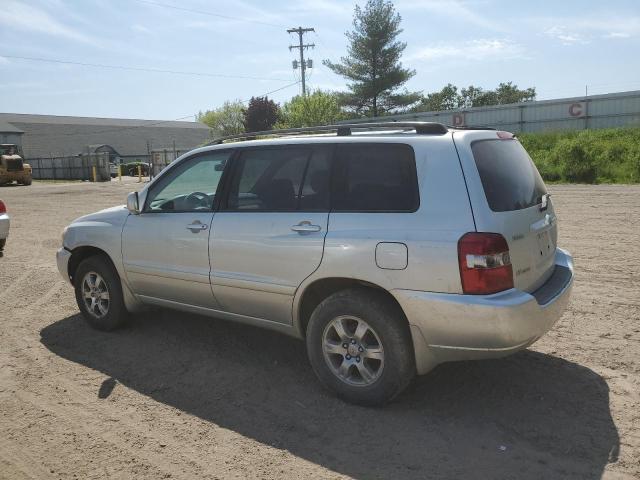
[[131, 24, 152, 34], [396, 0, 502, 31], [603, 32, 632, 39], [284, 0, 350, 18], [544, 26, 589, 45], [1, 0, 97, 44], [538, 15, 639, 45], [408, 38, 526, 62]]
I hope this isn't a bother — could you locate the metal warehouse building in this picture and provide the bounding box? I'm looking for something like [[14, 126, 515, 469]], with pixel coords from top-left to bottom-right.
[[0, 113, 211, 161], [343, 90, 640, 132]]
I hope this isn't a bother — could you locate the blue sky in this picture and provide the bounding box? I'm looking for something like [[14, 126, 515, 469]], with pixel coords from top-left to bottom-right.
[[1, 0, 639, 120]]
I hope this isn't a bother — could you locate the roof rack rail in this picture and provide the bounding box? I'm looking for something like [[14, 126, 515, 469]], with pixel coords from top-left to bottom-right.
[[207, 121, 449, 145], [446, 125, 496, 131]]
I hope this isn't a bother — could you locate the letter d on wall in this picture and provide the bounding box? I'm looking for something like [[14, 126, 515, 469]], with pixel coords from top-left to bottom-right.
[[452, 113, 465, 126]]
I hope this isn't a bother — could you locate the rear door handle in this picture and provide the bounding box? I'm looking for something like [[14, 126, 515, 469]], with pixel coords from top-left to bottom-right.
[[186, 221, 208, 233], [291, 221, 321, 234]]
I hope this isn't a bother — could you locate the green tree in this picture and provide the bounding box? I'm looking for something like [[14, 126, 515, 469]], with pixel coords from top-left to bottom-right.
[[242, 96, 280, 133], [197, 100, 245, 137], [459, 85, 487, 108], [413, 82, 538, 111], [413, 83, 460, 112], [323, 0, 420, 117], [278, 90, 344, 128], [461, 82, 536, 107]]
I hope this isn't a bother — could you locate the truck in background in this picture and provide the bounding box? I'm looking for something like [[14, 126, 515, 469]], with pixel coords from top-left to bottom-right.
[[0, 144, 32, 186]]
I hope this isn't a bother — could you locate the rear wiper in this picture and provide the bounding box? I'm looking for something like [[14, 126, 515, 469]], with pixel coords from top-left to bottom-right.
[[539, 193, 551, 211]]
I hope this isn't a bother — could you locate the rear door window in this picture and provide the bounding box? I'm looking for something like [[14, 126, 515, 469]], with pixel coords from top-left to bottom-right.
[[471, 139, 547, 212], [333, 144, 418, 212], [225, 146, 332, 212]]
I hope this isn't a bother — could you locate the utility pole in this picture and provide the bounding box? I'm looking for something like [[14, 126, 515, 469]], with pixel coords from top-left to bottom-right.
[[288, 26, 315, 96]]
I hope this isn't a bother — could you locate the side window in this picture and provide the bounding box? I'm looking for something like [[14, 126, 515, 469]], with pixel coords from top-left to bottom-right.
[[144, 151, 231, 212], [227, 148, 311, 211], [333, 144, 419, 212], [299, 149, 331, 211]]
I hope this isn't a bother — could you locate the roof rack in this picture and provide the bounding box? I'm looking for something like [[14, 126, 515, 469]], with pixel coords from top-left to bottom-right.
[[206, 121, 449, 145], [446, 125, 496, 131]]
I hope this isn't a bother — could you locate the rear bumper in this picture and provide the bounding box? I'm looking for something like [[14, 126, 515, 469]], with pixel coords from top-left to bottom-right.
[[56, 247, 72, 284], [393, 248, 574, 374]]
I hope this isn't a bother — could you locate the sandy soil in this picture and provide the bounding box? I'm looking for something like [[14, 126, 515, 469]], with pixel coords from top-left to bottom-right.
[[0, 180, 638, 479]]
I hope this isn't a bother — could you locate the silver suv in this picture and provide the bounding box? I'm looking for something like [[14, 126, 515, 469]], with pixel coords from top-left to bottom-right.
[[57, 122, 574, 405]]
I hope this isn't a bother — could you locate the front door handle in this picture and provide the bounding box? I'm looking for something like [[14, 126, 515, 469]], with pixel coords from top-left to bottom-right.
[[186, 221, 208, 233], [291, 221, 321, 234]]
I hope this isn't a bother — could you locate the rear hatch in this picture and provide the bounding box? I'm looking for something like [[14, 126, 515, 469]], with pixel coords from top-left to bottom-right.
[[454, 131, 557, 293]]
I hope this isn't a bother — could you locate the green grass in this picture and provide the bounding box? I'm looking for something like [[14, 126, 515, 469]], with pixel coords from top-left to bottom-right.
[[519, 127, 640, 184]]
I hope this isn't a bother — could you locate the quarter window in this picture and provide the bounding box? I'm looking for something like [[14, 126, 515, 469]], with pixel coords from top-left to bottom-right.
[[333, 144, 419, 212]]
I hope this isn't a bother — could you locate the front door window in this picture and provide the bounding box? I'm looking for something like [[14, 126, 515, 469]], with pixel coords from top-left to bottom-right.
[[145, 151, 230, 212]]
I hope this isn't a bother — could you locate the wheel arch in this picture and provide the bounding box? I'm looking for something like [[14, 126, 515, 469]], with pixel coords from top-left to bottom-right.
[[294, 277, 409, 337], [67, 246, 118, 286]]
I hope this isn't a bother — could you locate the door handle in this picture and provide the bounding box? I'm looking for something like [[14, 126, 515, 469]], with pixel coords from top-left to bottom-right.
[[186, 221, 208, 233], [291, 221, 321, 234]]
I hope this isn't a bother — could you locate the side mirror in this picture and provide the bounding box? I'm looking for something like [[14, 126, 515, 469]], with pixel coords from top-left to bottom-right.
[[127, 192, 140, 214]]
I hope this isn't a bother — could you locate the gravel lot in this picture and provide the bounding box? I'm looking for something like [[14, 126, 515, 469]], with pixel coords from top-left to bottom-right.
[[0, 180, 638, 479]]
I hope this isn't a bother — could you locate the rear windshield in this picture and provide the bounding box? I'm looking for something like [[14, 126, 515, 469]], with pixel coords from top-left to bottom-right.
[[471, 139, 547, 212]]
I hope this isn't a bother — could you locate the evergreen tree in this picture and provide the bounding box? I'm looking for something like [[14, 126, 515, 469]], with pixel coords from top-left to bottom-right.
[[324, 0, 420, 117]]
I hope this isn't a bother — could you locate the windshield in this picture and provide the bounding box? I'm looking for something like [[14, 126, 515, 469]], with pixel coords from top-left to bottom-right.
[[1, 145, 17, 156]]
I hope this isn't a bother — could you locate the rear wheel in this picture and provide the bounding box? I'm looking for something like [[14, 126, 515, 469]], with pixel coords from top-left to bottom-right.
[[306, 288, 415, 406], [22, 177, 32, 186], [74, 255, 128, 331]]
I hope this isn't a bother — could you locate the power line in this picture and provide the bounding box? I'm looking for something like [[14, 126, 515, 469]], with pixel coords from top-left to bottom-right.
[[132, 0, 287, 28], [238, 81, 301, 102], [0, 54, 290, 82], [288, 27, 315, 95]]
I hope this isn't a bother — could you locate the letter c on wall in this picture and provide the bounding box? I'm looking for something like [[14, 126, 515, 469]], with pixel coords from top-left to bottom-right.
[[569, 103, 584, 117]]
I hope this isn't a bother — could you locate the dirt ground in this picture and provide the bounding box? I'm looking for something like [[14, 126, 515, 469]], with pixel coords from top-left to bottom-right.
[[0, 180, 638, 480]]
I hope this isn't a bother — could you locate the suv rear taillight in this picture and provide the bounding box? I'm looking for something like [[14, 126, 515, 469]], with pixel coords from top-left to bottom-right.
[[458, 232, 514, 294], [0, 200, 6, 214]]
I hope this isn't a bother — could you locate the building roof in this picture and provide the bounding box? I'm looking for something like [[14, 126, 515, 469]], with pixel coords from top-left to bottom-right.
[[0, 119, 24, 133], [0, 113, 211, 159]]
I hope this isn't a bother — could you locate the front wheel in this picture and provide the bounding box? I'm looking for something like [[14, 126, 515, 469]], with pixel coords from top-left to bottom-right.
[[74, 255, 128, 331], [306, 288, 415, 406]]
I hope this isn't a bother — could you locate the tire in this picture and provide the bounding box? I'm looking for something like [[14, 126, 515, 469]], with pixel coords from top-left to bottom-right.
[[22, 177, 32, 186], [74, 255, 128, 331], [306, 288, 415, 406]]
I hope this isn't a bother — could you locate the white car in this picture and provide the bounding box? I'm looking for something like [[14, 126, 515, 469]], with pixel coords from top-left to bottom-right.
[[0, 199, 9, 257], [57, 122, 574, 405]]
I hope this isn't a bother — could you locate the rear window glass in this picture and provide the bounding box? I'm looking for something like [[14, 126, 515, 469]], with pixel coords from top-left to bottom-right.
[[471, 139, 547, 212], [333, 144, 418, 212]]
